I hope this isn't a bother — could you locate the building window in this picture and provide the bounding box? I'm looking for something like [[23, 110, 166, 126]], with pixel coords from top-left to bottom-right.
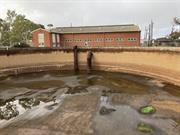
[[116, 38, 124, 42], [105, 38, 112, 42], [38, 33, 45, 47], [128, 38, 137, 41], [57, 35, 60, 43], [99, 38, 104, 42], [52, 34, 56, 43], [55, 35, 60, 47]]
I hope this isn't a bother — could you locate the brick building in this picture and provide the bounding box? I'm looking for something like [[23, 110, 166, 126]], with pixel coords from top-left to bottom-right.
[[31, 24, 141, 47]]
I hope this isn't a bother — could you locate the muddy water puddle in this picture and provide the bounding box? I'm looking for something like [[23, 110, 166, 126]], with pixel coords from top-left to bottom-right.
[[0, 71, 180, 135]]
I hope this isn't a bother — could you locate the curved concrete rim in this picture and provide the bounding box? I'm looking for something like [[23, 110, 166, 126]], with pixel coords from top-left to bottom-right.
[[0, 63, 179, 87]]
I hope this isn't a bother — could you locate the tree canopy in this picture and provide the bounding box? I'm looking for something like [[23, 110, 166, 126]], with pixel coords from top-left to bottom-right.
[[169, 31, 180, 40], [174, 17, 180, 25], [0, 10, 44, 46], [169, 17, 180, 40]]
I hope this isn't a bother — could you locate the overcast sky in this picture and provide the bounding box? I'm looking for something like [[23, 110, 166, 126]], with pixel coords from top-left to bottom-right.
[[0, 0, 180, 38]]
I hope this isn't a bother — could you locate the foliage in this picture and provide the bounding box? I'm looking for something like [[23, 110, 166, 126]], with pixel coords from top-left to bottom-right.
[[174, 17, 180, 25], [169, 31, 180, 40], [0, 19, 10, 46], [140, 105, 156, 114], [0, 18, 3, 28], [13, 42, 30, 48], [10, 15, 44, 45], [0, 10, 44, 46], [6, 10, 17, 25]]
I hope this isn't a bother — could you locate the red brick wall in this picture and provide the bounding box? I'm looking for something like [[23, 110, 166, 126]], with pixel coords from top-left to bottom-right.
[[32, 29, 140, 47], [60, 32, 141, 47], [32, 29, 52, 47]]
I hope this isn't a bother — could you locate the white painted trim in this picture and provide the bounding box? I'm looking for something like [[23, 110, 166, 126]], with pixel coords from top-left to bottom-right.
[[31, 28, 50, 33]]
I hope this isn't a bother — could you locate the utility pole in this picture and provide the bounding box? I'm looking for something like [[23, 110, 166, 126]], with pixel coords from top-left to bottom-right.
[[147, 20, 154, 46], [150, 20, 154, 46], [148, 24, 151, 46], [144, 26, 148, 46]]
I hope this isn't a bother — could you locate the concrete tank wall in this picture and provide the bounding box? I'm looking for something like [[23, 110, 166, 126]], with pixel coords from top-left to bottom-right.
[[78, 51, 180, 86], [0, 47, 180, 86], [0, 52, 73, 69]]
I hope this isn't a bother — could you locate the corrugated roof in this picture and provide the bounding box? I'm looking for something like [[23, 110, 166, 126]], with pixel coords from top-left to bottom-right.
[[50, 24, 140, 34]]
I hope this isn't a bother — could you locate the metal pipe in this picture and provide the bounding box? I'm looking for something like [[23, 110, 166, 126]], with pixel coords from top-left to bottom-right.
[[73, 45, 79, 72], [87, 50, 93, 74]]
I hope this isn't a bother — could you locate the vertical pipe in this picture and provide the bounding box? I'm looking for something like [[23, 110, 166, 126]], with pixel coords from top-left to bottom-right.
[[87, 50, 93, 74], [103, 32, 105, 46], [73, 45, 79, 72], [55, 34, 58, 47]]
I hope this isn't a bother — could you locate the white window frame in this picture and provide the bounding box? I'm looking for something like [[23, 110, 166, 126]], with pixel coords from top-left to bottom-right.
[[52, 34, 56, 43], [57, 35, 60, 43], [38, 33, 45, 47]]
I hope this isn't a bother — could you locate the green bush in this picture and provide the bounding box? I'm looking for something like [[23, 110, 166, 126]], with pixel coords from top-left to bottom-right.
[[13, 43, 30, 48]]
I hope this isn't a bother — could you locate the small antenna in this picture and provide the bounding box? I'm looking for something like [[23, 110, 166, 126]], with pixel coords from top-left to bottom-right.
[[70, 22, 72, 27]]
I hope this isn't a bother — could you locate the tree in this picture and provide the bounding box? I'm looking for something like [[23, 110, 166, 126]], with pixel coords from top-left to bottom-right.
[[0, 10, 44, 46], [6, 10, 17, 25], [38, 24, 45, 29], [169, 31, 180, 40], [0, 18, 3, 28], [0, 10, 17, 46], [10, 15, 44, 45], [169, 17, 180, 40], [0, 19, 3, 41], [174, 17, 180, 25], [0, 19, 10, 46]]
